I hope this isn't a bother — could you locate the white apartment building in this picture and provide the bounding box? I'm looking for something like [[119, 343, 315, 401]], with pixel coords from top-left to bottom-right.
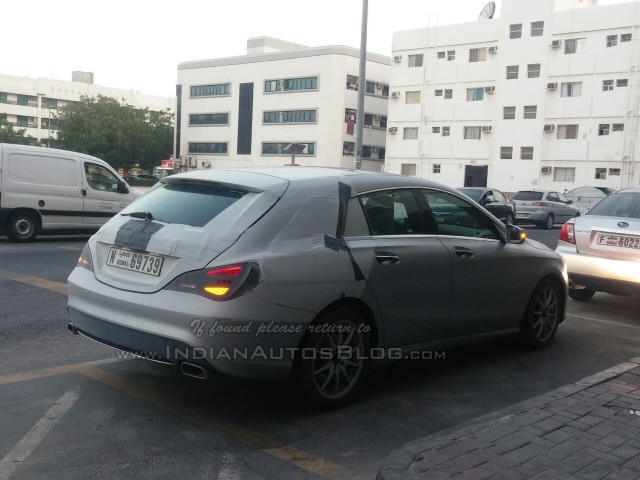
[[0, 72, 174, 145], [386, 0, 640, 192], [175, 37, 390, 171]]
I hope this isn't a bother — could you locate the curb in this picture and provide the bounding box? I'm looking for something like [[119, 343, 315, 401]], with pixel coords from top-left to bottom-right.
[[376, 357, 640, 480]]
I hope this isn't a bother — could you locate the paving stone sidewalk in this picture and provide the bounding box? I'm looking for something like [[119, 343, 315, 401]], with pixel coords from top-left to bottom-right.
[[377, 358, 640, 480]]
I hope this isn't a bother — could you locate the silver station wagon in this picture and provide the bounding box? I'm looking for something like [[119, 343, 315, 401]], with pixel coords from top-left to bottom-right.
[[68, 168, 567, 408]]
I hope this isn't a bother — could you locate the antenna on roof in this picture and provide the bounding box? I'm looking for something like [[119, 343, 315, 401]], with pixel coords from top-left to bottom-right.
[[478, 1, 496, 20]]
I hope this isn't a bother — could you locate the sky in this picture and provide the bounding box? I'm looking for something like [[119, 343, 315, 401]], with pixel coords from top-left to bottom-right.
[[3, 0, 630, 98]]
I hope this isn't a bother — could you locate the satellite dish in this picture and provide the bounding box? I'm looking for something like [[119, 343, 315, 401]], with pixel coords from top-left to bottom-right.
[[478, 1, 496, 20]]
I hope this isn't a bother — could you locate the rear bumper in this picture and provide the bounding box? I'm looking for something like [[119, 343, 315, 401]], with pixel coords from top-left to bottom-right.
[[556, 241, 640, 295], [515, 210, 548, 222], [67, 267, 313, 380]]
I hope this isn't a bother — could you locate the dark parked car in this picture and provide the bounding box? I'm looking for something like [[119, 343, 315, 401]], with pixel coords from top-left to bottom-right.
[[457, 187, 516, 224]]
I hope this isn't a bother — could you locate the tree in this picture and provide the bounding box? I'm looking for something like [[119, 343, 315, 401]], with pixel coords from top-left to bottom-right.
[[55, 95, 173, 171], [0, 116, 37, 145]]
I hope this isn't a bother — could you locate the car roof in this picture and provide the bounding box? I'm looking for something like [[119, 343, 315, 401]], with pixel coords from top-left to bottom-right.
[[165, 166, 458, 196]]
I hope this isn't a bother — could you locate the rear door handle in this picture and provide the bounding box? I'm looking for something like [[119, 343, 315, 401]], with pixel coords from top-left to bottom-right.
[[375, 252, 400, 265], [454, 247, 474, 258]]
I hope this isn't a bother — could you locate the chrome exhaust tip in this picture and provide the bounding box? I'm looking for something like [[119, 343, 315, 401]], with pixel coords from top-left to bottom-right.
[[180, 362, 207, 380]]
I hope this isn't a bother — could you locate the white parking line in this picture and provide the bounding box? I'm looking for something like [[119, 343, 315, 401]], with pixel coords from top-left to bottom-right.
[[567, 313, 640, 331], [0, 388, 80, 480]]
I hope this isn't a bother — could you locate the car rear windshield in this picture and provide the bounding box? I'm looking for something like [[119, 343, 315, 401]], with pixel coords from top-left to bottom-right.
[[121, 183, 247, 227], [458, 189, 483, 201], [586, 192, 640, 219], [512, 191, 543, 201]]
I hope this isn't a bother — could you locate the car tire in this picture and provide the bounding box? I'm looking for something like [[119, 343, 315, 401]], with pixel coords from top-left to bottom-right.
[[541, 214, 554, 230], [295, 308, 371, 410], [520, 279, 561, 349], [6, 211, 39, 243], [568, 287, 595, 302], [505, 213, 515, 225]]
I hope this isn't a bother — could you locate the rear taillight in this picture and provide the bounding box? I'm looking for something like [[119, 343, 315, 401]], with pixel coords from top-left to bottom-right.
[[559, 223, 575, 244], [531, 202, 547, 207], [165, 263, 261, 301], [77, 243, 94, 271]]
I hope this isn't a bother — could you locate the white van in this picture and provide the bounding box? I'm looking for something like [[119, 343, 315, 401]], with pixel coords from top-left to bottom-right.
[[0, 143, 137, 242]]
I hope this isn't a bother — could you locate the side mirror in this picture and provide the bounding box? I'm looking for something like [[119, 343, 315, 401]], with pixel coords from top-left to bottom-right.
[[116, 181, 129, 194], [567, 200, 573, 204], [505, 224, 526, 245]]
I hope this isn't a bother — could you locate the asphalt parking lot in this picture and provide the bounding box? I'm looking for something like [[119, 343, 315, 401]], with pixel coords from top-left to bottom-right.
[[1, 228, 639, 479]]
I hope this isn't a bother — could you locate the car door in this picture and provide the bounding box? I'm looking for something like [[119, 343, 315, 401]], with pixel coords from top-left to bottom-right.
[[557, 192, 577, 221], [344, 189, 452, 347], [82, 161, 135, 226], [419, 189, 527, 337]]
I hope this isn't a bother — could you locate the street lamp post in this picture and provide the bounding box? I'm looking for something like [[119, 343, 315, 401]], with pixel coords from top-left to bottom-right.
[[354, 0, 369, 170], [47, 106, 52, 148]]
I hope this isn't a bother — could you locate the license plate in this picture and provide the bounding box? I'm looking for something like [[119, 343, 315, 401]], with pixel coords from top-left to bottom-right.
[[596, 233, 640, 250], [516, 213, 530, 218], [106, 247, 164, 276]]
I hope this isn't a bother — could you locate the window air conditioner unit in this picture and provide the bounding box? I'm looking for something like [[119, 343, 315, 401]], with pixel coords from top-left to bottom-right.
[[375, 83, 383, 89], [541, 166, 552, 174], [546, 82, 558, 90], [481, 126, 492, 133], [484, 86, 495, 94], [373, 115, 381, 120], [551, 40, 562, 48], [393, 55, 402, 62], [388, 126, 398, 134], [488, 46, 498, 54], [391, 91, 400, 98], [543, 124, 555, 133]]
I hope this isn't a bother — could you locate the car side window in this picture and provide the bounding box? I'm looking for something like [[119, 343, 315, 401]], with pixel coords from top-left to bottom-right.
[[360, 189, 425, 235], [548, 193, 560, 202], [84, 162, 120, 193], [420, 190, 500, 240], [483, 192, 495, 204], [344, 197, 371, 237], [494, 191, 506, 202], [557, 193, 570, 203]]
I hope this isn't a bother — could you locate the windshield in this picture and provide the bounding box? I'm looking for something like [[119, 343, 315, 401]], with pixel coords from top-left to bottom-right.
[[586, 192, 640, 219], [457, 188, 483, 201], [120, 182, 247, 227], [512, 191, 543, 201]]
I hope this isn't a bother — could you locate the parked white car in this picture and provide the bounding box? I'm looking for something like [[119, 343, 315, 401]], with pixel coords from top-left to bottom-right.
[[564, 186, 616, 215]]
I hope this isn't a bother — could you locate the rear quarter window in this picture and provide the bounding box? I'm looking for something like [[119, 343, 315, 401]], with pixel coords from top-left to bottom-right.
[[512, 191, 543, 201]]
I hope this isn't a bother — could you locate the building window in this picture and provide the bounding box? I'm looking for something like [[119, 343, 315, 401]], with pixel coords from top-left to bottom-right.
[[404, 127, 419, 139], [603, 80, 614, 92], [464, 126, 481, 140], [527, 63, 541, 78], [346, 75, 358, 90], [621, 33, 632, 42], [606, 35, 618, 47], [554, 167, 576, 182], [521, 147, 534, 160], [500, 146, 513, 159], [190, 84, 230, 97], [447, 50, 456, 61], [406, 91, 421, 104], [613, 123, 625, 132], [444, 89, 453, 99], [263, 110, 317, 124], [557, 124, 579, 139], [598, 124, 610, 136], [362, 113, 387, 128], [437, 51, 446, 59], [469, 47, 487, 62], [433, 164, 441, 174], [561, 82, 582, 97], [188, 142, 228, 154], [609, 168, 621, 176], [365, 81, 389, 96], [264, 77, 317, 92], [503, 106, 516, 120], [442, 126, 451, 137], [263, 142, 315, 156], [531, 21, 544, 37], [467, 88, 484, 101], [401, 164, 417, 176], [617, 79, 628, 87], [524, 106, 537, 119], [408, 54, 424, 67], [189, 113, 229, 125], [595, 168, 607, 180], [510, 24, 522, 39], [432, 127, 441, 133], [506, 65, 519, 80], [17, 95, 30, 106], [565, 38, 586, 54], [434, 89, 443, 97]]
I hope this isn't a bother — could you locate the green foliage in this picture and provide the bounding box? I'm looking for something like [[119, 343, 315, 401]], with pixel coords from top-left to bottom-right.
[[0, 116, 37, 145], [55, 95, 173, 170]]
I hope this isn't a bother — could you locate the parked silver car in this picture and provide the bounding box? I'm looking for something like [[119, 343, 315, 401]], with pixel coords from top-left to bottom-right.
[[67, 168, 567, 408], [556, 188, 640, 301], [512, 190, 580, 229]]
